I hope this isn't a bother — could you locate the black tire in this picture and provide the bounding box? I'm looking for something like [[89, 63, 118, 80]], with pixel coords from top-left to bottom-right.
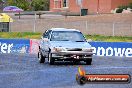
[[48, 53, 54, 65], [38, 51, 45, 63], [86, 59, 92, 65]]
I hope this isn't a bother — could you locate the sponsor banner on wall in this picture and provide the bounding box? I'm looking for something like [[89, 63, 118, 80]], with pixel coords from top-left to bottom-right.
[[89, 42, 132, 57], [29, 39, 40, 54], [0, 39, 30, 53], [0, 39, 132, 57], [29, 40, 132, 57]]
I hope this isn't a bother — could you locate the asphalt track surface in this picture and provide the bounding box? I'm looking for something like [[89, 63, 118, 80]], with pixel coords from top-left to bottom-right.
[[0, 54, 132, 88]]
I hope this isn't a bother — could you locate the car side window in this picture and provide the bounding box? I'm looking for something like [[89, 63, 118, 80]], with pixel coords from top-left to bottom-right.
[[43, 30, 52, 39]]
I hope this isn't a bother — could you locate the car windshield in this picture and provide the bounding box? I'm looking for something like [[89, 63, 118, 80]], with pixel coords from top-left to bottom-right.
[[51, 31, 86, 42]]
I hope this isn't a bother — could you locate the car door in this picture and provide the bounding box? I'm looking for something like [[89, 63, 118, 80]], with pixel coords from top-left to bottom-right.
[[41, 30, 52, 56]]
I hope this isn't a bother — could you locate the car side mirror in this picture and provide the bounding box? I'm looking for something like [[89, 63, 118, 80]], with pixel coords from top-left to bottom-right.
[[41, 36, 43, 39], [87, 39, 93, 42]]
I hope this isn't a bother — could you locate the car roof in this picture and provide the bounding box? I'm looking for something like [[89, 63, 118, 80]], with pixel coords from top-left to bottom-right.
[[50, 28, 81, 32]]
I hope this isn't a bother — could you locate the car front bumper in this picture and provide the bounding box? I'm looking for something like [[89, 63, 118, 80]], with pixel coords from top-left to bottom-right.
[[51, 51, 93, 61]]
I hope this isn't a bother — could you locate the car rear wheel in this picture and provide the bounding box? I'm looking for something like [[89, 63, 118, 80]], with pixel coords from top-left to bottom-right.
[[38, 51, 45, 63], [85, 59, 92, 65], [48, 53, 55, 65]]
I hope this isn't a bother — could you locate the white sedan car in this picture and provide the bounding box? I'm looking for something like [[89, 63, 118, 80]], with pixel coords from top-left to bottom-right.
[[38, 28, 93, 65]]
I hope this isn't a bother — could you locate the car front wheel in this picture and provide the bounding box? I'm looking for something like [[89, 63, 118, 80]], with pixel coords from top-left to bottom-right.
[[48, 53, 55, 65], [38, 51, 45, 63]]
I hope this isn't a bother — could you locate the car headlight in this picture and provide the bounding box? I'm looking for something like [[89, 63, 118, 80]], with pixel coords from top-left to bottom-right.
[[53, 47, 66, 52], [82, 48, 93, 52]]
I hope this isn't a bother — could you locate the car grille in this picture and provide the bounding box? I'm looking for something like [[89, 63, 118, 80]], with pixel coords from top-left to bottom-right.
[[67, 48, 82, 51]]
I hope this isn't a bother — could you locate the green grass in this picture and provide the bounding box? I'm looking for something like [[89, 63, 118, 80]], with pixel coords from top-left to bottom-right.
[[0, 32, 42, 39], [85, 35, 132, 42], [0, 32, 132, 42]]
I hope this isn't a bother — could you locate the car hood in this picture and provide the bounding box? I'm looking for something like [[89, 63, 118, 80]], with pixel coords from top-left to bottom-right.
[[50, 41, 92, 48]]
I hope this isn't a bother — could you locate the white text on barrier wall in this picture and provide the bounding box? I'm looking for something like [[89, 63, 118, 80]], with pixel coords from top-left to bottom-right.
[[92, 47, 132, 57], [0, 42, 13, 53]]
